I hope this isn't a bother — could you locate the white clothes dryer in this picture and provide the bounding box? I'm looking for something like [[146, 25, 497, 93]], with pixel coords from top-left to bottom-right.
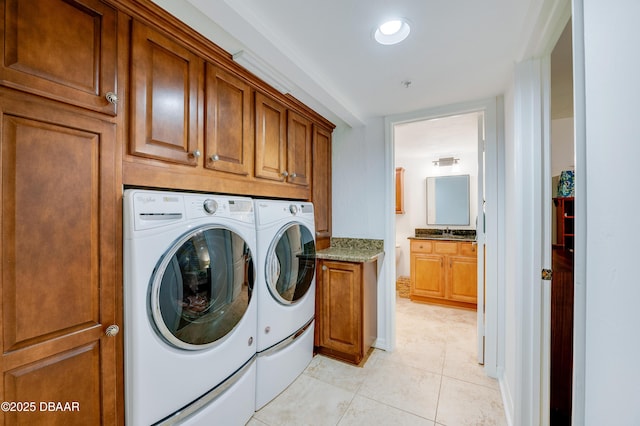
[[253, 199, 316, 409], [123, 189, 257, 425]]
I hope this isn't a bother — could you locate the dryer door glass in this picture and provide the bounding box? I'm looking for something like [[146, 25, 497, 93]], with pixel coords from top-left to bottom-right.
[[150, 226, 254, 350], [266, 223, 315, 305]]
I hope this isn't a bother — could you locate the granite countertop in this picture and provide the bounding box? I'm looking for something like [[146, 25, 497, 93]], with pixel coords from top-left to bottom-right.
[[315, 238, 385, 263], [409, 228, 477, 242]]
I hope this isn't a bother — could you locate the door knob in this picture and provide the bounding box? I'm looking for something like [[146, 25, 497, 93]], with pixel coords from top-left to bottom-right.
[[191, 150, 201, 159], [105, 325, 120, 337]]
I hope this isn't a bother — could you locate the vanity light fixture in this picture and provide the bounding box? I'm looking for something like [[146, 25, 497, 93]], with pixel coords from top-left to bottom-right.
[[374, 18, 411, 45], [433, 157, 460, 167]]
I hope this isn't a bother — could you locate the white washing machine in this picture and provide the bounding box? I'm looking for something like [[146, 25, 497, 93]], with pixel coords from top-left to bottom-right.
[[123, 189, 257, 425], [253, 199, 316, 409]]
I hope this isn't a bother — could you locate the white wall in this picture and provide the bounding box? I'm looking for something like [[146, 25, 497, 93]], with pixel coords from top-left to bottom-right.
[[332, 119, 386, 239], [580, 1, 640, 423], [331, 117, 391, 348], [501, 79, 517, 424], [395, 151, 478, 277], [551, 117, 574, 176]]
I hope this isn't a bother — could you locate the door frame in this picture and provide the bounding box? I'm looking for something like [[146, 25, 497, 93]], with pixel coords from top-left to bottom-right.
[[383, 97, 503, 379], [511, 0, 572, 423]]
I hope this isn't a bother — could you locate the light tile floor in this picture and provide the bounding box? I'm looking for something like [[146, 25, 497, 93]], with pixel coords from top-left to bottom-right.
[[248, 297, 506, 426]]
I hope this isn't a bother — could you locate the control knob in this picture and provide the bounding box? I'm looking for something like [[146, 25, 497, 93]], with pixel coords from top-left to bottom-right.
[[289, 204, 298, 215], [203, 199, 218, 214]]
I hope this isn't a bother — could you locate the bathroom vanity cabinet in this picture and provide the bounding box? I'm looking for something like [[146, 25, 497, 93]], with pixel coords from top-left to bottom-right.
[[409, 239, 477, 309]]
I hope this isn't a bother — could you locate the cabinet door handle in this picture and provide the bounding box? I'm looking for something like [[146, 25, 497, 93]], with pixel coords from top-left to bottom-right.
[[191, 150, 201, 159], [105, 91, 118, 104], [210, 154, 219, 161], [105, 324, 119, 337], [291, 172, 297, 178], [322, 265, 327, 271], [282, 171, 289, 177]]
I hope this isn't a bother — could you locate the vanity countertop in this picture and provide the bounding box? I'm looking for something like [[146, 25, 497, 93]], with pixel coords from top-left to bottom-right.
[[409, 236, 476, 242], [315, 238, 384, 263], [410, 228, 477, 242]]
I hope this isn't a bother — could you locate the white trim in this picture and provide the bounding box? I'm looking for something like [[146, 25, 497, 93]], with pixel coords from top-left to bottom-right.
[[540, 54, 552, 426], [383, 98, 503, 381], [570, 0, 586, 423], [513, 59, 544, 426]]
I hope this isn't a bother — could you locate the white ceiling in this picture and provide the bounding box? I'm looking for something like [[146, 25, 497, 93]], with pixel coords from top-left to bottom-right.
[[153, 0, 544, 128], [395, 112, 480, 159]]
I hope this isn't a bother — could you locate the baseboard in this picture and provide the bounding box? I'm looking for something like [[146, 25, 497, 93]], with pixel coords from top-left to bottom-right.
[[498, 367, 515, 426]]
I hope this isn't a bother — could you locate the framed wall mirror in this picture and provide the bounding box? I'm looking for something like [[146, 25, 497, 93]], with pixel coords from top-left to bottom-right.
[[426, 175, 470, 225]]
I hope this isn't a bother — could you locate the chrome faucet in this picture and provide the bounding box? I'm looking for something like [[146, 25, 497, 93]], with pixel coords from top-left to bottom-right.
[[442, 227, 453, 237]]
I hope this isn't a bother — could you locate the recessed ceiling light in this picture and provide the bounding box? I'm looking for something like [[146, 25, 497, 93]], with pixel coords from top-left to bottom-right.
[[374, 18, 411, 45]]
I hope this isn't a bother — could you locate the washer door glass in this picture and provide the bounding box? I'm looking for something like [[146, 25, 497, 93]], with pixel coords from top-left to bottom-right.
[[266, 223, 315, 305], [150, 226, 254, 350]]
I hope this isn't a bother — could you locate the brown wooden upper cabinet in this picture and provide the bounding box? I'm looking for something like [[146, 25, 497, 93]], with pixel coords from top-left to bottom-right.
[[0, 0, 118, 115], [254, 92, 312, 187], [396, 167, 405, 214], [255, 91, 287, 181], [204, 63, 253, 176], [312, 125, 332, 250], [130, 20, 201, 165], [286, 110, 312, 186]]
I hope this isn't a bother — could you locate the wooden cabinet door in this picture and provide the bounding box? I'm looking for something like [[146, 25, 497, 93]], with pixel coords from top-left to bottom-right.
[[395, 167, 405, 214], [255, 92, 286, 182], [204, 63, 252, 176], [130, 20, 201, 165], [411, 253, 445, 298], [0, 90, 118, 425], [449, 256, 478, 303], [312, 125, 332, 250], [319, 261, 362, 356], [0, 0, 118, 115], [287, 110, 312, 186]]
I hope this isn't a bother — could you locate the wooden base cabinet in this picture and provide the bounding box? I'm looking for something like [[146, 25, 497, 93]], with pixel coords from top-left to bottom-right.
[[410, 240, 477, 309], [315, 259, 377, 365]]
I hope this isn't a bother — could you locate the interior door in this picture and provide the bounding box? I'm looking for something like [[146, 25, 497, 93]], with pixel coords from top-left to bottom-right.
[[476, 113, 486, 364]]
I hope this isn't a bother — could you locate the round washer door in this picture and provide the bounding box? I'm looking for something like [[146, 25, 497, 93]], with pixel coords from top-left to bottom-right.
[[265, 223, 316, 305], [149, 225, 254, 350]]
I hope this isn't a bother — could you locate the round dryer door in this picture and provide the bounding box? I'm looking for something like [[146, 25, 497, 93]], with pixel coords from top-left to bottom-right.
[[149, 226, 254, 350], [266, 223, 316, 305]]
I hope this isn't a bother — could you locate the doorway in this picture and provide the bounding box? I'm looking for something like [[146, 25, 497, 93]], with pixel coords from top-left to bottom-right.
[[549, 18, 574, 425], [383, 97, 503, 379], [393, 111, 483, 362]]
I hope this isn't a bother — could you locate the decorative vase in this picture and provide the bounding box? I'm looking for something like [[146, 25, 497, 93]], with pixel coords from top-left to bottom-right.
[[557, 170, 575, 197]]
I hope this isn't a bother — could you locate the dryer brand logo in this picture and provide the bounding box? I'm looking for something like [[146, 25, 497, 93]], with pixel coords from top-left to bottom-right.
[[163, 196, 179, 203]]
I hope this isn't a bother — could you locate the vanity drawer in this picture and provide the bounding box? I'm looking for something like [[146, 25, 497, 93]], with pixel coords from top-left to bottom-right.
[[410, 240, 432, 253], [434, 241, 458, 255], [459, 242, 477, 256]]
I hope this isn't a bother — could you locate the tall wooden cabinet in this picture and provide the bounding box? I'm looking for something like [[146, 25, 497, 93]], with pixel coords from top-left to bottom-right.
[[0, 0, 121, 423]]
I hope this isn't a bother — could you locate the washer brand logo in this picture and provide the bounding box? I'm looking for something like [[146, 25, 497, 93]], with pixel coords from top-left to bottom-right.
[[163, 196, 179, 203], [136, 195, 156, 204]]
